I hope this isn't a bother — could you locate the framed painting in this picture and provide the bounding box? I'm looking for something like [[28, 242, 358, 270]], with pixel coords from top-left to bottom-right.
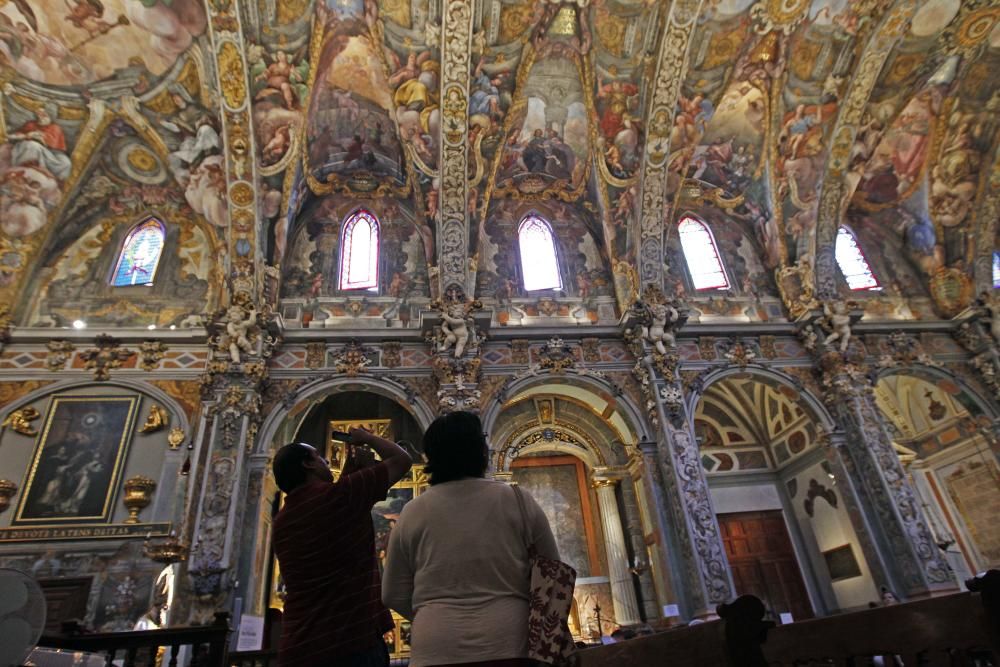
[[327, 419, 393, 478], [13, 395, 140, 526], [822, 544, 862, 582]]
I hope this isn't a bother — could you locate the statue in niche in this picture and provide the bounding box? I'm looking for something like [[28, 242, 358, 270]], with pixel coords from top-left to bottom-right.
[[219, 304, 257, 364], [433, 292, 482, 359], [822, 300, 852, 353]]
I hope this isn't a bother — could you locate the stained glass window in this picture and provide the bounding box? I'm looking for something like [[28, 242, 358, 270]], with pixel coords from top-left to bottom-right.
[[678, 216, 729, 290], [339, 209, 380, 291], [518, 215, 562, 291], [835, 226, 881, 290], [111, 218, 165, 287], [993, 251, 1000, 289]]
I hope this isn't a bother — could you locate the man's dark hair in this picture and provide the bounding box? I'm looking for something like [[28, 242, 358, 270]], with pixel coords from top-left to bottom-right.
[[422, 411, 488, 485], [273, 443, 313, 493]]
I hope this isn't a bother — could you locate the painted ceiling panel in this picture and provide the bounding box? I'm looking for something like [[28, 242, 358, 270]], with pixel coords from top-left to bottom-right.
[[1, 0, 999, 325]]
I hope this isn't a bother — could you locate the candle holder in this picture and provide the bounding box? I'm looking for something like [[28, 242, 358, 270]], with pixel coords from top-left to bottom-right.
[[144, 534, 190, 564], [122, 476, 156, 524], [0, 479, 17, 514]]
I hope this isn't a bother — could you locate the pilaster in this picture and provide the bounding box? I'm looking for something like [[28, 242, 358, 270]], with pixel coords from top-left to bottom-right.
[[591, 468, 641, 626], [803, 308, 955, 597], [624, 289, 734, 616]]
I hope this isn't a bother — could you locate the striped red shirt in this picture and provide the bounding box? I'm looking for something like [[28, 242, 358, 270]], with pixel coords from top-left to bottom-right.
[[273, 463, 394, 666]]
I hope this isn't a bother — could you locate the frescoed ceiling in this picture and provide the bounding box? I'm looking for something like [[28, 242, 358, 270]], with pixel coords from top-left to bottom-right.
[[0, 0, 998, 326]]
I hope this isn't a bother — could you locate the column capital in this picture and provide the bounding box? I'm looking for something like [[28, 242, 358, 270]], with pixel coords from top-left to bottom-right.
[[591, 466, 628, 488], [492, 471, 514, 483]]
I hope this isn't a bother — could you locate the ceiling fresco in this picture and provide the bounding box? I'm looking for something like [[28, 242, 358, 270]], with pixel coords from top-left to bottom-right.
[[0, 0, 998, 326]]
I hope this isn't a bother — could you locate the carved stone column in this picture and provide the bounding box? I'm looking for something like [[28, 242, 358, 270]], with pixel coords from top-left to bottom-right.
[[811, 344, 954, 596], [624, 291, 734, 616], [617, 466, 660, 620], [592, 469, 641, 626]]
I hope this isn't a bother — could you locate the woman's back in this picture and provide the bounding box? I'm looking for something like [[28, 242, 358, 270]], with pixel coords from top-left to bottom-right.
[[382, 478, 558, 666]]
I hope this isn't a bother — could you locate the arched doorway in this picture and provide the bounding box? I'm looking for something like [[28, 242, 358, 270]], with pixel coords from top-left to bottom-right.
[[693, 369, 881, 618], [486, 377, 663, 637], [874, 368, 1000, 579]]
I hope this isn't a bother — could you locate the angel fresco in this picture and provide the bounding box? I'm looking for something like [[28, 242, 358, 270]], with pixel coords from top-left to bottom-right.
[[249, 45, 309, 167], [387, 48, 440, 168], [0, 0, 205, 86]]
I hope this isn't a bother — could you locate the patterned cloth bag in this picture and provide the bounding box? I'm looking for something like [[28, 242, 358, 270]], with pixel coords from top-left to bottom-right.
[[512, 484, 579, 667]]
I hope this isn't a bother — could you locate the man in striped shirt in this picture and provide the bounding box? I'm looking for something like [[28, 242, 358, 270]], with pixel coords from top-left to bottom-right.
[[272, 428, 412, 667]]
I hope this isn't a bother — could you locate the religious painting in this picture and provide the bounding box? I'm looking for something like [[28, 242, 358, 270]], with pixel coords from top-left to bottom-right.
[[327, 418, 393, 476], [0, 0, 206, 87], [13, 395, 140, 526], [305, 20, 406, 188], [595, 65, 643, 179], [495, 57, 591, 198], [822, 544, 862, 581]]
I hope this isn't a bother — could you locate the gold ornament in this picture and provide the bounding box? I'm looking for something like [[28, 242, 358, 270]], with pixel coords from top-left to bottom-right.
[[122, 476, 156, 524], [0, 479, 17, 514], [2, 407, 40, 436], [167, 427, 185, 450], [140, 405, 169, 433]]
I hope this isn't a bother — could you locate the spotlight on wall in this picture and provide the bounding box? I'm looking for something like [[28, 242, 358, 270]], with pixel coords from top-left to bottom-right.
[[147, 324, 156, 330], [72, 320, 86, 330]]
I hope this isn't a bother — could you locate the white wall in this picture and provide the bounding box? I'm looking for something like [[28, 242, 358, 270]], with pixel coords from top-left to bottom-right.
[[785, 462, 880, 611]]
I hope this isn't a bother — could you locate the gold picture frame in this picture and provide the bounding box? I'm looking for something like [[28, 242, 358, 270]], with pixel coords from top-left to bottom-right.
[[14, 395, 140, 526]]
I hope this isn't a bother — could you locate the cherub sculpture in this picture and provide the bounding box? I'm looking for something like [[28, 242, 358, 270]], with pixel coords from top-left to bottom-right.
[[632, 298, 681, 355], [823, 300, 852, 353], [223, 304, 257, 364], [439, 301, 473, 358], [433, 293, 482, 359]]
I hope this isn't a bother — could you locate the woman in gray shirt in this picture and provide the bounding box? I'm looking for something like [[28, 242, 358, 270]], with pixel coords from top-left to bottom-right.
[[382, 411, 559, 667]]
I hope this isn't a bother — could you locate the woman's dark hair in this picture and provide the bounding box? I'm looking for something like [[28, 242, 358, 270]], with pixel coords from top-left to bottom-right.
[[273, 443, 313, 493], [422, 411, 489, 485]]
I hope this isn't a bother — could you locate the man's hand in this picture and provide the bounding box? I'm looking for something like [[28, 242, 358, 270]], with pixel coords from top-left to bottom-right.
[[348, 427, 412, 486]]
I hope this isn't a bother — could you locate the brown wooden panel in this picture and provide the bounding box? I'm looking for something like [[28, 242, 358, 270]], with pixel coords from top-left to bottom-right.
[[718, 510, 814, 621], [38, 577, 92, 634]]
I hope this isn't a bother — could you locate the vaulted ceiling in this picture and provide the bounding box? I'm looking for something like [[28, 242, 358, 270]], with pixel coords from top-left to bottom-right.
[[1, 0, 998, 327]]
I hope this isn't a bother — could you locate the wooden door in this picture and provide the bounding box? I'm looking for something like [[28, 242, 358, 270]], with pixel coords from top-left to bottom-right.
[[38, 577, 92, 634], [718, 511, 814, 621]]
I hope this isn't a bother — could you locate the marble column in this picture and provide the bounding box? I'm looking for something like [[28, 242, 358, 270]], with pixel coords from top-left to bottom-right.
[[592, 471, 642, 626]]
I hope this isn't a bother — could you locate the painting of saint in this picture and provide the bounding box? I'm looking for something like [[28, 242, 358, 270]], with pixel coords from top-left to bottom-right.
[[14, 395, 140, 525]]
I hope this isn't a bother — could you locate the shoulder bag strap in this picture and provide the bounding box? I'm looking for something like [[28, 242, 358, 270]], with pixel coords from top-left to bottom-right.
[[511, 483, 534, 552]]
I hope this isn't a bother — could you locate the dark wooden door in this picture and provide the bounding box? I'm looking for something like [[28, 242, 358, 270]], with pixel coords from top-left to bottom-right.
[[38, 577, 92, 634], [718, 511, 814, 621]]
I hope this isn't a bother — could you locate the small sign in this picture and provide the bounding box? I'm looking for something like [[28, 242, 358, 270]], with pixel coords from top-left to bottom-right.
[[663, 604, 680, 618], [236, 615, 265, 652], [779, 613, 794, 625]]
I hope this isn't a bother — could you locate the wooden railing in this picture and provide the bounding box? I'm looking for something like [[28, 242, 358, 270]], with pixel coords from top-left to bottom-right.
[[580, 571, 1000, 667], [35, 612, 231, 667], [34, 571, 999, 667]]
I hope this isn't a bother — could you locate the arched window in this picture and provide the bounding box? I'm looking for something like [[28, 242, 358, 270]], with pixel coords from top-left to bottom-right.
[[339, 209, 380, 291], [111, 218, 165, 287], [835, 226, 880, 290], [678, 216, 729, 290], [518, 214, 562, 291]]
